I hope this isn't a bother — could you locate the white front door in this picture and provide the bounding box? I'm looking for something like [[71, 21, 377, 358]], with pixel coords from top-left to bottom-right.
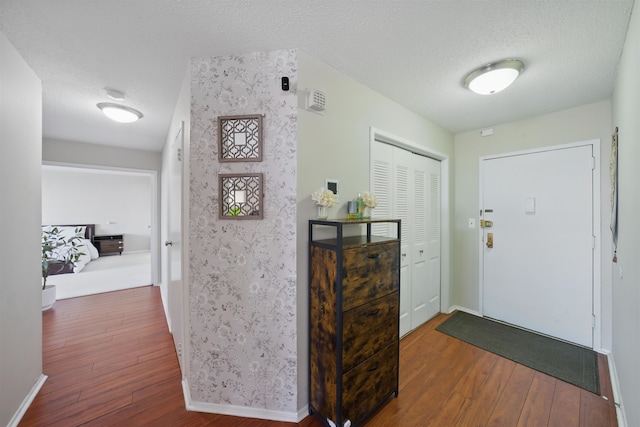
[[482, 144, 595, 347]]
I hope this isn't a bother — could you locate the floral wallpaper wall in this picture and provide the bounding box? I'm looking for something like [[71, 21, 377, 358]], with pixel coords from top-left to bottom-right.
[[189, 50, 298, 413]]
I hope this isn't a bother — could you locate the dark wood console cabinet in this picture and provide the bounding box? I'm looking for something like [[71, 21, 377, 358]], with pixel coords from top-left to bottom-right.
[[94, 234, 124, 255], [309, 219, 401, 427]]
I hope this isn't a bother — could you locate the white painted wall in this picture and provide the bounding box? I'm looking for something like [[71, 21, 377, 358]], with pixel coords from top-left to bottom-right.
[[296, 50, 454, 412], [0, 31, 43, 426], [611, 5, 640, 426], [453, 101, 613, 352], [43, 138, 162, 171], [42, 166, 152, 252]]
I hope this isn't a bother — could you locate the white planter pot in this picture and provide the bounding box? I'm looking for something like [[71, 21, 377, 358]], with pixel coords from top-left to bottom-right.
[[42, 285, 56, 311]]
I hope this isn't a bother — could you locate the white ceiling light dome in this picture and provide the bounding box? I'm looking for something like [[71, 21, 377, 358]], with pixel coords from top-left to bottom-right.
[[463, 59, 525, 95], [97, 102, 143, 123]]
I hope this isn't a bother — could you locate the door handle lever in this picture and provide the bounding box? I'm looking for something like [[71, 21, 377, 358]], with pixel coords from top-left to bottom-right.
[[486, 233, 493, 249]]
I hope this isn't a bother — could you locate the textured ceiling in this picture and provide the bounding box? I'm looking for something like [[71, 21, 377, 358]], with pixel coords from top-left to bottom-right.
[[0, 0, 634, 152]]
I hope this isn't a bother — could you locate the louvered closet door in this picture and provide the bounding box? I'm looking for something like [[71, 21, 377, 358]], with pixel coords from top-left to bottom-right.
[[371, 141, 441, 336], [410, 155, 429, 329], [371, 142, 395, 237], [425, 157, 441, 321], [371, 142, 411, 336], [393, 148, 413, 337], [409, 153, 441, 329]]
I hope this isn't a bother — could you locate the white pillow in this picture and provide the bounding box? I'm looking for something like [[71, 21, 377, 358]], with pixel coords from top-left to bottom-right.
[[73, 249, 92, 273], [83, 239, 100, 260], [73, 260, 87, 273]]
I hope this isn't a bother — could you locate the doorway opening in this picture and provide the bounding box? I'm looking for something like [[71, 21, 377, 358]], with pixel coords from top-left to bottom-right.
[[42, 162, 159, 299]]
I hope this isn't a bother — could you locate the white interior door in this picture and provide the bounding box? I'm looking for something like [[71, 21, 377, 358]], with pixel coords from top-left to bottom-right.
[[410, 154, 442, 328], [371, 141, 441, 337], [394, 148, 413, 335], [482, 145, 594, 347], [168, 122, 184, 369], [425, 157, 441, 321], [411, 157, 429, 329], [371, 142, 411, 335]]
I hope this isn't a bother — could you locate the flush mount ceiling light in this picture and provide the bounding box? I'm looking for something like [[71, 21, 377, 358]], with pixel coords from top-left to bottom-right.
[[463, 59, 525, 95], [97, 102, 143, 123]]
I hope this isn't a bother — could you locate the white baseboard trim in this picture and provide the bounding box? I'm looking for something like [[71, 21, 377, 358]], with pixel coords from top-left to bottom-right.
[[7, 374, 48, 427], [607, 354, 627, 427], [181, 377, 299, 422], [297, 405, 311, 422], [447, 305, 480, 316]]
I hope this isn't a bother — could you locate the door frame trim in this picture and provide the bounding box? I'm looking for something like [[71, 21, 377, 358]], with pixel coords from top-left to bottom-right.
[[369, 127, 451, 314], [478, 139, 601, 349]]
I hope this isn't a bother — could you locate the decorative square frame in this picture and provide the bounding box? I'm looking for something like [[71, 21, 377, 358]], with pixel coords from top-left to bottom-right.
[[219, 173, 264, 220], [218, 114, 263, 162]]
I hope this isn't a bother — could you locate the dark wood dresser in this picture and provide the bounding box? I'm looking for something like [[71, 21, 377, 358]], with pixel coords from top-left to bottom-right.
[[94, 234, 124, 255], [309, 219, 400, 427]]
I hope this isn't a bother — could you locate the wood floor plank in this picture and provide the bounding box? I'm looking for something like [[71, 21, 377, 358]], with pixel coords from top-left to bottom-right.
[[548, 380, 581, 427], [424, 390, 473, 426], [516, 371, 557, 427], [580, 389, 615, 427], [20, 289, 616, 427], [598, 353, 615, 404], [485, 363, 536, 427], [453, 356, 518, 427], [455, 349, 500, 399]]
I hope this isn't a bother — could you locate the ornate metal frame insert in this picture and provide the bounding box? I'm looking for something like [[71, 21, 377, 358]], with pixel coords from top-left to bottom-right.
[[219, 173, 264, 220], [218, 114, 263, 162]]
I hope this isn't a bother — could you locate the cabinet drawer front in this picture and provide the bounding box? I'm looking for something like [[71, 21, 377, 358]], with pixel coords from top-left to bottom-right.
[[101, 242, 122, 250], [342, 242, 399, 311], [342, 293, 398, 372], [342, 343, 399, 424]]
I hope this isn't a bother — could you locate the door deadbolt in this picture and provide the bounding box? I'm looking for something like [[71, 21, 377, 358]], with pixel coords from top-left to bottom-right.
[[486, 233, 493, 249]]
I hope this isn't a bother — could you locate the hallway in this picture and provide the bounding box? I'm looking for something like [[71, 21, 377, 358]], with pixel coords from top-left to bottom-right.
[[20, 286, 311, 426], [20, 286, 616, 426]]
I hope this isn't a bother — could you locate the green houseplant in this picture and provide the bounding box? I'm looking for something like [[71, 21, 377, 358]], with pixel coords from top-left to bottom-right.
[[41, 226, 85, 289]]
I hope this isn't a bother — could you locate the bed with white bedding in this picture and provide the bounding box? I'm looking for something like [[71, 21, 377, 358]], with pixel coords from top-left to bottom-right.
[[42, 224, 100, 275], [48, 251, 151, 299], [42, 224, 152, 298]]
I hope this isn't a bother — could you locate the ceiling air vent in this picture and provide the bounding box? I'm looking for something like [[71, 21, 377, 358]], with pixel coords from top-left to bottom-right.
[[306, 89, 326, 113]]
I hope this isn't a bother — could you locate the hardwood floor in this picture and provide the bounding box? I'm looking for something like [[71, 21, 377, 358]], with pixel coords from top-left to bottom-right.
[[20, 286, 616, 426]]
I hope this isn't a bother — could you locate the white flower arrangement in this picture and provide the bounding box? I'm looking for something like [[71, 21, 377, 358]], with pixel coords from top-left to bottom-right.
[[362, 191, 378, 209], [311, 187, 337, 207]]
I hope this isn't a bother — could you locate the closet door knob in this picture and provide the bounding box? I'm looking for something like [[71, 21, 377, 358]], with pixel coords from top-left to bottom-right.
[[164, 241, 173, 247]]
